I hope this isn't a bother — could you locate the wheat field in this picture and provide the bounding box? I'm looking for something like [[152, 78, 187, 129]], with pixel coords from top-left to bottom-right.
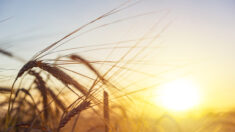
[[1, 0, 235, 132]]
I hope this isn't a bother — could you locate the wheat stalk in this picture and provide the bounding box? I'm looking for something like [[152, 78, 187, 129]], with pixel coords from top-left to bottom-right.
[[58, 100, 90, 131], [14, 60, 88, 95], [103, 91, 110, 132], [70, 55, 104, 82], [29, 70, 49, 120]]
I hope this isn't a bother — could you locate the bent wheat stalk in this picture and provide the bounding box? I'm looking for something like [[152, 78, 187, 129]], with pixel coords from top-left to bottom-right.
[[37, 62, 89, 95], [70, 55, 104, 82], [69, 54, 122, 96], [28, 70, 49, 120], [58, 100, 90, 131], [14, 61, 88, 96]]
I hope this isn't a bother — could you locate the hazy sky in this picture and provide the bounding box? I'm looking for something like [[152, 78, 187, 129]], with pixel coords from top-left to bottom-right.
[[0, 0, 235, 110]]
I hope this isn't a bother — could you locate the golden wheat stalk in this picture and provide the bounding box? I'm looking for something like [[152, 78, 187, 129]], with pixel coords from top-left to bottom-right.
[[29, 70, 49, 120], [70, 55, 104, 81], [58, 100, 90, 131], [103, 91, 110, 132]]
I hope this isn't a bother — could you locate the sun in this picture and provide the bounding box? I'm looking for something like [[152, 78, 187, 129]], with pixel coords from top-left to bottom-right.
[[157, 78, 200, 111]]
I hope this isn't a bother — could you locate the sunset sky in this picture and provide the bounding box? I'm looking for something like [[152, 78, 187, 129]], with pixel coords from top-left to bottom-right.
[[0, 0, 235, 111]]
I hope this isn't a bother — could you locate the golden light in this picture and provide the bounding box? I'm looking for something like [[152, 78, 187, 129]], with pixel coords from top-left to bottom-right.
[[157, 78, 200, 111]]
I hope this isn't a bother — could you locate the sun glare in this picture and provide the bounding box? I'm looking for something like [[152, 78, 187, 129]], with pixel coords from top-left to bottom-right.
[[157, 78, 200, 111]]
